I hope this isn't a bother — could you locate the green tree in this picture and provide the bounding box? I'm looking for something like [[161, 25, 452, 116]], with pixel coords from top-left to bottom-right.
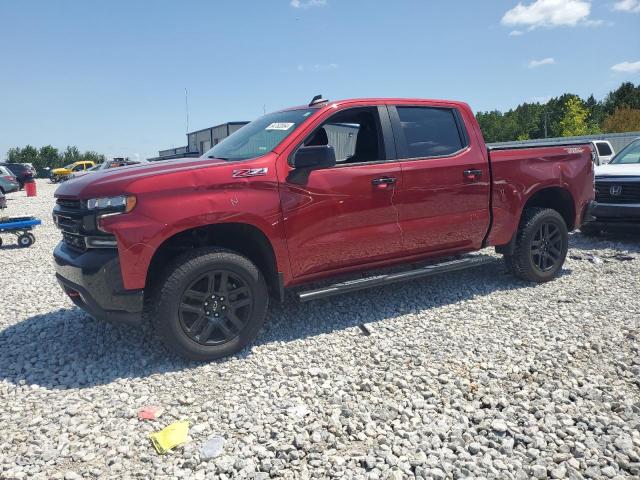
[[476, 110, 505, 143], [585, 94, 605, 129], [80, 151, 105, 163], [16, 145, 39, 165], [559, 97, 595, 137], [603, 82, 640, 114], [37, 145, 60, 174], [7, 147, 22, 163], [62, 145, 80, 165]]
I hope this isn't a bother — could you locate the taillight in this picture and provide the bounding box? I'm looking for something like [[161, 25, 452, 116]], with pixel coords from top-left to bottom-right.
[[2, 176, 13, 181]]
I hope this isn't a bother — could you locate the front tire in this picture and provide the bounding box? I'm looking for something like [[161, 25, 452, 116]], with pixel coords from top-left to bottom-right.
[[504, 207, 568, 283], [148, 248, 268, 361]]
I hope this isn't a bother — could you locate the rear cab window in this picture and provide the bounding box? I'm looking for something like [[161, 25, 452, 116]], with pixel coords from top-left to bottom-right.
[[391, 106, 468, 159]]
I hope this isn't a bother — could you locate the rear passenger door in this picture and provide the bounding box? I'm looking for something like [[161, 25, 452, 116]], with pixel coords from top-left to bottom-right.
[[389, 104, 490, 254]]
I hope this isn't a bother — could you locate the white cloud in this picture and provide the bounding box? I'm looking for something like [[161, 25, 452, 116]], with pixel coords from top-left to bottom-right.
[[613, 0, 640, 12], [502, 0, 593, 29], [611, 61, 640, 73], [290, 0, 326, 8], [528, 57, 556, 68], [296, 63, 338, 72], [509, 30, 524, 36]]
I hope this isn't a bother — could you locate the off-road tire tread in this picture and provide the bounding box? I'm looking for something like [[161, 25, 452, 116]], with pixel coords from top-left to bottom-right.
[[504, 207, 568, 283], [145, 247, 268, 361]]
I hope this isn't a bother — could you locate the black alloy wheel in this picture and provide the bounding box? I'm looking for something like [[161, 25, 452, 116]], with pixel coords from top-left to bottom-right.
[[179, 270, 252, 346], [504, 207, 568, 283], [530, 221, 563, 272], [149, 247, 269, 361]]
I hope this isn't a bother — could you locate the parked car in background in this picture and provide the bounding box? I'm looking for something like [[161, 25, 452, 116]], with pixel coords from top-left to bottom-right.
[[0, 166, 20, 194], [50, 161, 96, 183], [0, 162, 36, 188], [592, 140, 615, 165], [53, 96, 595, 361], [70, 158, 148, 179], [582, 137, 640, 235]]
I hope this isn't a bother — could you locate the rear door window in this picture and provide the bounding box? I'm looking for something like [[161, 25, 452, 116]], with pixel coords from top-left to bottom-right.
[[394, 107, 466, 159], [596, 142, 612, 156]]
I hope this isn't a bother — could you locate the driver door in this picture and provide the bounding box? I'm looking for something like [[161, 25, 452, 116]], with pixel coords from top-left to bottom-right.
[[278, 105, 404, 279]]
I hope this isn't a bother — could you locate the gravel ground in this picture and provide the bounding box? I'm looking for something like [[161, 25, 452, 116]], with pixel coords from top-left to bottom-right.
[[1, 180, 639, 480]]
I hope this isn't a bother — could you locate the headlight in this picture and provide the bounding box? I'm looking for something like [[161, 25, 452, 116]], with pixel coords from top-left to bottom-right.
[[86, 195, 136, 213]]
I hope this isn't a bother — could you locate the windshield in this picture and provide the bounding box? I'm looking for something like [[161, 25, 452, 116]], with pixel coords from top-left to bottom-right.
[[203, 108, 317, 161], [610, 139, 640, 165]]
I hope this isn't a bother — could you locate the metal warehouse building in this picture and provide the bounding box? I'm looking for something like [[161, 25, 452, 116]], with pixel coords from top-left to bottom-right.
[[150, 121, 249, 161]]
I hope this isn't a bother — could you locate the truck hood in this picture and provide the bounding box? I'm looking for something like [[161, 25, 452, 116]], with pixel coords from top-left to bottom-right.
[[55, 157, 226, 198], [595, 163, 640, 178]]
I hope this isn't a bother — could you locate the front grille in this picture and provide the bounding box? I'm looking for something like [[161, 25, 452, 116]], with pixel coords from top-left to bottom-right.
[[53, 209, 87, 251], [62, 232, 87, 251], [56, 198, 82, 210], [595, 181, 640, 204]]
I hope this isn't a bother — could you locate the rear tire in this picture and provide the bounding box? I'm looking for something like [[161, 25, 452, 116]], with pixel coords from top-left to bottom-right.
[[148, 248, 268, 361], [504, 207, 568, 283]]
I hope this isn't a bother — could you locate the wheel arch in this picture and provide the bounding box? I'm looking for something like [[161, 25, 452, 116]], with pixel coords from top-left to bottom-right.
[[146, 222, 283, 301], [522, 186, 576, 231], [496, 186, 575, 255]]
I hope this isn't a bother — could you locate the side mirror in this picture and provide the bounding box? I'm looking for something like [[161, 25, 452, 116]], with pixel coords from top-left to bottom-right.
[[291, 145, 336, 170]]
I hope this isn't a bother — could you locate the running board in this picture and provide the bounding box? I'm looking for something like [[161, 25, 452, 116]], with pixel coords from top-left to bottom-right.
[[297, 255, 497, 302]]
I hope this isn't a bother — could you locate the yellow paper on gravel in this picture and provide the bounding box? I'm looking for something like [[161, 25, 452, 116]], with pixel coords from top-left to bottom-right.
[[149, 421, 190, 454]]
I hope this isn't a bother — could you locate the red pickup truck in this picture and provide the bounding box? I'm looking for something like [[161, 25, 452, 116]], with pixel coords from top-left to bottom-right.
[[53, 97, 595, 360]]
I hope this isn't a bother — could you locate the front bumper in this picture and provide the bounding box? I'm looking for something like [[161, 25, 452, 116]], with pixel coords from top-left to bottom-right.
[[588, 201, 640, 230], [53, 241, 144, 324]]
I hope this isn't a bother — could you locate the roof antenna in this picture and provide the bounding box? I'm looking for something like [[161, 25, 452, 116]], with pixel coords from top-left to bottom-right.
[[309, 94, 329, 107]]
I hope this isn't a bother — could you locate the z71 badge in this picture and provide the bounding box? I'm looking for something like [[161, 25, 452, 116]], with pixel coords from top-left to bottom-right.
[[565, 147, 584, 154], [232, 167, 268, 178]]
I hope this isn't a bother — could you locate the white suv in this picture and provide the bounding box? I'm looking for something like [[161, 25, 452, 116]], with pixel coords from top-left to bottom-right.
[[592, 140, 615, 165]]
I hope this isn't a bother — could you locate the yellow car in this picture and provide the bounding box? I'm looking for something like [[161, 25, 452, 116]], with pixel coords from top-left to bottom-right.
[[50, 161, 96, 183]]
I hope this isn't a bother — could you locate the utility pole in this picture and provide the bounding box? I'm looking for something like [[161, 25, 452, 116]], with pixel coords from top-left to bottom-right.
[[185, 88, 190, 134]]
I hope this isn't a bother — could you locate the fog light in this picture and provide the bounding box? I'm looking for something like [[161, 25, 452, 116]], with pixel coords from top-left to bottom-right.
[[85, 236, 118, 248]]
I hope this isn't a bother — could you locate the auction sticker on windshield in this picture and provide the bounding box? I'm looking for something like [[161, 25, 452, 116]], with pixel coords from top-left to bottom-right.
[[266, 122, 294, 131]]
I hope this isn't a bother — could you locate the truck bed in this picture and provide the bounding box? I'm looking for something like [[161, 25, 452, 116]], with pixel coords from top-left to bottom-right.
[[485, 142, 595, 247]]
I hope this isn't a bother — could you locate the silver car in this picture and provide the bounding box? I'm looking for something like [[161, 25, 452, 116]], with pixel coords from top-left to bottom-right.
[[0, 166, 20, 194]]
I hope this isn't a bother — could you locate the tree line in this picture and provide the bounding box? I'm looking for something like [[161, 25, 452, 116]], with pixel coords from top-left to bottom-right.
[[477, 82, 640, 143], [5, 145, 105, 177], [4, 82, 640, 170]]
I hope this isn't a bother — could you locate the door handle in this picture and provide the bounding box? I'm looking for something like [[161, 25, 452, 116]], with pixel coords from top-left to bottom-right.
[[372, 176, 397, 187], [463, 169, 483, 181]]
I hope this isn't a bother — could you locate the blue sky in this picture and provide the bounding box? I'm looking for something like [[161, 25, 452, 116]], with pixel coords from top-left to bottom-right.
[[1, 0, 639, 160]]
